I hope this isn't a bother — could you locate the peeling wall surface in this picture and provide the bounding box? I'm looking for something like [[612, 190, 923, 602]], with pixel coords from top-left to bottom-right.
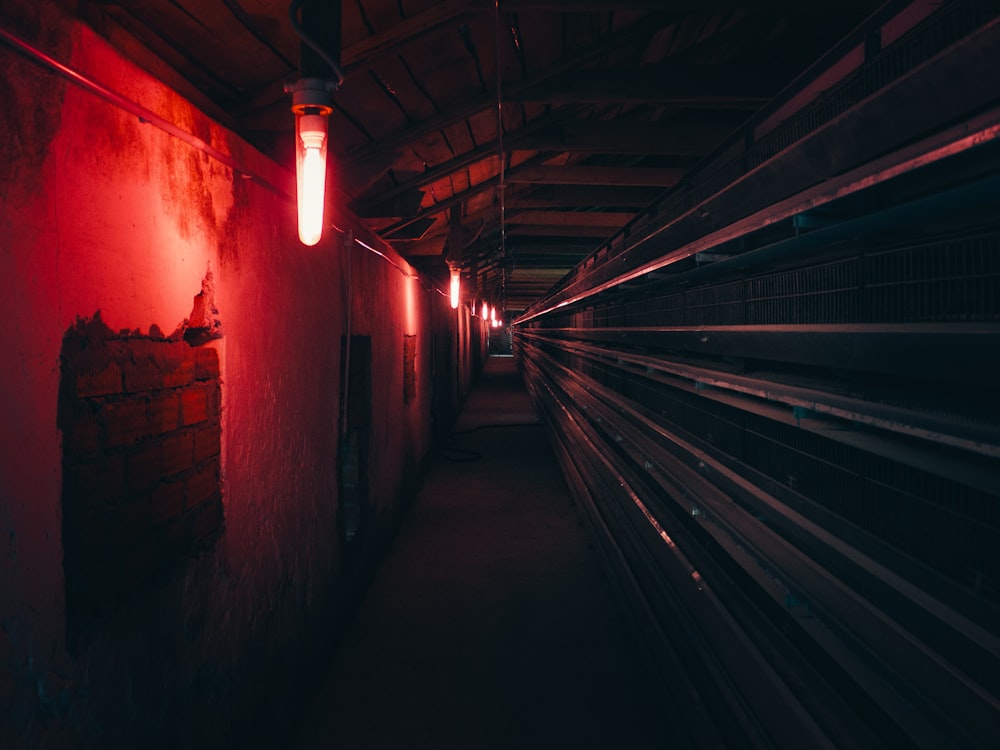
[[0, 2, 482, 746]]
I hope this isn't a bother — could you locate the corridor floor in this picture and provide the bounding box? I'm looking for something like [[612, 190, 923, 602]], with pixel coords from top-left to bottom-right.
[[295, 355, 672, 749]]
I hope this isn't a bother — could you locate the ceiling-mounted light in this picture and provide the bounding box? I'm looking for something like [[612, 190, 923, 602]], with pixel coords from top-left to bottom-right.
[[449, 266, 461, 310], [285, 78, 335, 246]]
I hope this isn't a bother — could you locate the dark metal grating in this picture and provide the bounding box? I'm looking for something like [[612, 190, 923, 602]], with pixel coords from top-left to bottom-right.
[[612, 229, 1000, 327]]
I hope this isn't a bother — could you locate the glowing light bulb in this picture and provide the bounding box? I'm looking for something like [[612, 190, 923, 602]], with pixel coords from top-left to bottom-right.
[[449, 267, 460, 310], [481, 301, 489, 319], [295, 112, 329, 246]]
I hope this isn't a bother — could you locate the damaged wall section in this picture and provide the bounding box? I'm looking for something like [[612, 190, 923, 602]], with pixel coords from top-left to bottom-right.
[[59, 314, 222, 642]]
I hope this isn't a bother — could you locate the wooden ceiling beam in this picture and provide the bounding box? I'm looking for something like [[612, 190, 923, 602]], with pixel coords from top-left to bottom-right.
[[341, 0, 489, 72], [344, 15, 667, 167], [509, 185, 664, 208], [508, 165, 685, 187], [514, 65, 783, 105], [511, 120, 732, 155], [231, 0, 490, 117], [364, 152, 559, 229], [352, 109, 584, 214], [507, 224, 619, 239], [506, 211, 634, 228], [501, 242, 598, 255], [502, 0, 879, 12]]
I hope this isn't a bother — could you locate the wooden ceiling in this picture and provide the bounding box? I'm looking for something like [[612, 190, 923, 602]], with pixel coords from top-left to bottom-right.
[[80, 0, 883, 311]]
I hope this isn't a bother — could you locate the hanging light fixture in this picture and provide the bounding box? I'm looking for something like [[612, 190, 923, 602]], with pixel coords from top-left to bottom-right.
[[449, 265, 461, 310], [481, 301, 489, 319], [286, 79, 334, 246], [286, 0, 343, 247]]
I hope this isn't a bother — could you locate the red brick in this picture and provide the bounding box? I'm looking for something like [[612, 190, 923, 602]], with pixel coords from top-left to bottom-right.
[[151, 481, 185, 525], [206, 383, 222, 419], [67, 405, 101, 456], [64, 454, 125, 512], [123, 357, 160, 393], [162, 432, 194, 477], [74, 360, 122, 398], [193, 422, 221, 463], [180, 388, 208, 426], [103, 398, 150, 448], [187, 464, 220, 510], [162, 357, 195, 389], [149, 393, 180, 435], [119, 339, 198, 392], [126, 443, 162, 494], [193, 347, 220, 380], [107, 497, 155, 550]]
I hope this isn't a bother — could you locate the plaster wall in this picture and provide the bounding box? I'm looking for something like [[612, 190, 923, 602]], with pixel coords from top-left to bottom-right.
[[0, 2, 475, 745]]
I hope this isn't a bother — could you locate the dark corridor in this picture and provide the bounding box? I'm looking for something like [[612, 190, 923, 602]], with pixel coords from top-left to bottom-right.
[[296, 356, 672, 748]]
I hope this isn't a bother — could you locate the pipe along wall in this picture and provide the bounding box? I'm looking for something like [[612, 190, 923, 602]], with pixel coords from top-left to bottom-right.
[[516, 4, 1000, 749]]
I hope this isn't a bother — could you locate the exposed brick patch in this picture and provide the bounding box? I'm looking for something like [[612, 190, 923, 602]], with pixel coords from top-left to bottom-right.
[[58, 314, 222, 640], [148, 393, 180, 435], [75, 359, 123, 399], [193, 422, 222, 463], [180, 387, 208, 426], [161, 431, 195, 477], [63, 455, 125, 514], [151, 481, 186, 526], [194, 346, 221, 380], [103, 398, 149, 448], [187, 463, 220, 510]]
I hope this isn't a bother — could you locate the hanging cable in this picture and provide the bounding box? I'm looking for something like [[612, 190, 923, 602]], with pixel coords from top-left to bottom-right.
[[288, 0, 345, 87], [494, 0, 506, 273]]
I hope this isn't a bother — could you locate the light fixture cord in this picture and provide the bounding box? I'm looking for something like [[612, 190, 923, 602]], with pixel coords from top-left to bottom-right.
[[289, 0, 345, 86], [494, 0, 506, 267]]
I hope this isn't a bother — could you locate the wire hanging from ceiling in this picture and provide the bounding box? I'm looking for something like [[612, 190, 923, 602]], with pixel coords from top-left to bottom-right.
[[494, 0, 506, 308]]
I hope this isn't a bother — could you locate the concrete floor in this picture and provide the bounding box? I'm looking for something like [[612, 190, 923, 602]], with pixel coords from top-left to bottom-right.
[[295, 356, 674, 749]]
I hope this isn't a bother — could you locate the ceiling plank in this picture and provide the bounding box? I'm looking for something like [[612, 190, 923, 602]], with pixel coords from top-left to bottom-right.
[[341, 0, 488, 72], [502, 0, 880, 11], [510, 119, 733, 155], [501, 242, 598, 255], [514, 65, 782, 105], [507, 165, 685, 187], [507, 224, 620, 238], [509, 185, 664, 208], [231, 0, 491, 117], [506, 211, 634, 228], [343, 14, 668, 167], [352, 109, 586, 214], [360, 151, 558, 226]]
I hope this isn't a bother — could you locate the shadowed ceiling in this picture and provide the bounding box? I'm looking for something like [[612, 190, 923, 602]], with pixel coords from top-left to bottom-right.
[[80, 0, 883, 310]]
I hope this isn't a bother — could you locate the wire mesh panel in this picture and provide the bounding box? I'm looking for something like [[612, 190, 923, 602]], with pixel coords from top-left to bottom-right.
[[866, 233, 1000, 322]]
